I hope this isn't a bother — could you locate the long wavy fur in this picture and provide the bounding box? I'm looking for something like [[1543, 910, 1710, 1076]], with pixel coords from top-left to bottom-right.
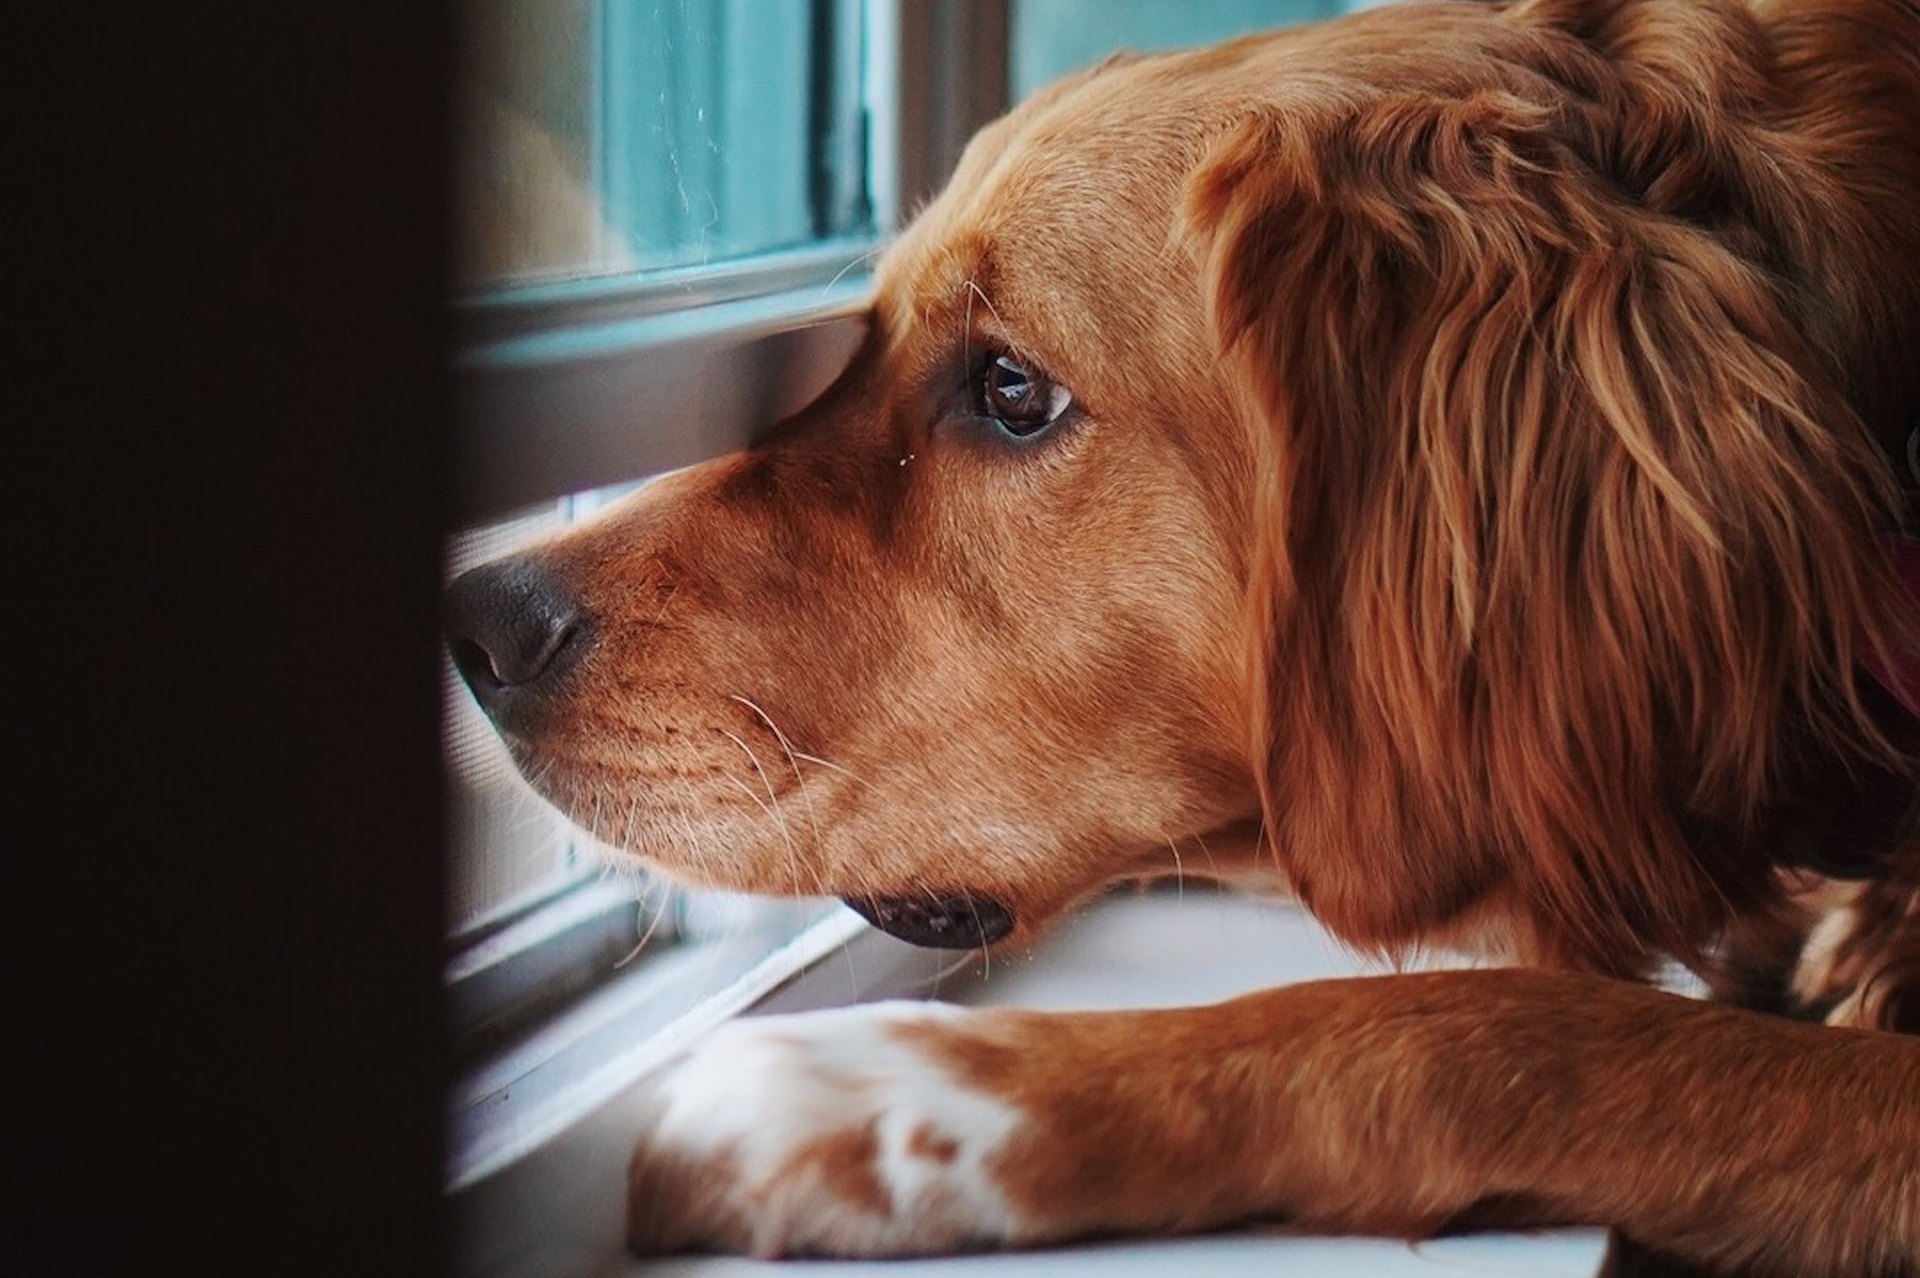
[[1186, 0, 1919, 974]]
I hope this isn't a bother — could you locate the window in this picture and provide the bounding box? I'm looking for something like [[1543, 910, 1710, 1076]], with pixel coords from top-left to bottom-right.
[[447, 0, 882, 945], [454, 0, 872, 290], [447, 0, 1367, 1198], [444, 0, 933, 1189], [1011, 0, 1348, 100]]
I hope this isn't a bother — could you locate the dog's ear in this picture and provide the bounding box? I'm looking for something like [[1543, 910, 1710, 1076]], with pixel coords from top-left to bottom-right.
[[1184, 88, 1903, 968]]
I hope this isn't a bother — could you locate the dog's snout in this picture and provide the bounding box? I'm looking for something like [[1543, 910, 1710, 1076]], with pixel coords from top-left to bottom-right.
[[444, 557, 592, 724]]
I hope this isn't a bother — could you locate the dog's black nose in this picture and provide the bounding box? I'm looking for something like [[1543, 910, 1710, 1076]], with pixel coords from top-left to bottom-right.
[[444, 557, 592, 725]]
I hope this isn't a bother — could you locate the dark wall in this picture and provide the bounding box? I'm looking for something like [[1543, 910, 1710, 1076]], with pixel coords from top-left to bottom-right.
[[20, 9, 451, 1276]]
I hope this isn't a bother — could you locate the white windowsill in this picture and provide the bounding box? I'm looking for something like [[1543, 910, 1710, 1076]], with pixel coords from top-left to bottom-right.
[[449, 892, 1607, 1278]]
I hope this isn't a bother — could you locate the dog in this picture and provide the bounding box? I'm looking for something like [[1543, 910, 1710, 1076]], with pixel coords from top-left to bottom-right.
[[445, 0, 1920, 1271]]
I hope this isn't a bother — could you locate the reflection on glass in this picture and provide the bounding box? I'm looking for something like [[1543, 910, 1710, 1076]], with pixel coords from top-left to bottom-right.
[[455, 0, 871, 290]]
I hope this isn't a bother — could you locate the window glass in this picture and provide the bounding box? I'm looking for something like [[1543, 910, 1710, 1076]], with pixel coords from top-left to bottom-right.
[[455, 0, 872, 290], [1010, 0, 1348, 102]]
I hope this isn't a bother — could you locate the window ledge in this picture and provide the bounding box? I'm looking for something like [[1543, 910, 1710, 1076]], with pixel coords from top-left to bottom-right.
[[449, 901, 889, 1191], [453, 259, 871, 524], [449, 893, 1607, 1278]]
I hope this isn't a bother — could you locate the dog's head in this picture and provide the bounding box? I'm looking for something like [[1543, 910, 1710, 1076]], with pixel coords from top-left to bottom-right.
[[446, 45, 1260, 946], [449, 0, 1918, 965]]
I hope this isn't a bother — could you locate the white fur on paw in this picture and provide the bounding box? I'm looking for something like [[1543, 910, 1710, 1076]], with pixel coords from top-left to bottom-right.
[[628, 1000, 1027, 1258]]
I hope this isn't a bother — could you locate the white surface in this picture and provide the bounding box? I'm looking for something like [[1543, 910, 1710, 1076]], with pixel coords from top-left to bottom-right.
[[450, 891, 1607, 1278], [949, 889, 1470, 1010], [451, 906, 869, 1189], [638, 1232, 1602, 1278]]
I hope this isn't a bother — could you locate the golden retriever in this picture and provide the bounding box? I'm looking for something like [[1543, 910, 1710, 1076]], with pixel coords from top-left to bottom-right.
[[445, 0, 1920, 1271]]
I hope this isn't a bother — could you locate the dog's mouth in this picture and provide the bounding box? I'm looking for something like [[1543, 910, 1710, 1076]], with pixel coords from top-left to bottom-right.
[[841, 893, 1016, 949]]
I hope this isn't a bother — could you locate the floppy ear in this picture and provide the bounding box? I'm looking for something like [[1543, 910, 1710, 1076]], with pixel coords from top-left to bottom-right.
[[1185, 88, 1903, 969]]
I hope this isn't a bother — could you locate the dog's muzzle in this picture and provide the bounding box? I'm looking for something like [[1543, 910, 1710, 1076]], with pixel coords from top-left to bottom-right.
[[842, 893, 1015, 948]]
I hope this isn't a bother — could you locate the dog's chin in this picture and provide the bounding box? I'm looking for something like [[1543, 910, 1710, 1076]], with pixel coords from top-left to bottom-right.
[[839, 892, 1017, 949]]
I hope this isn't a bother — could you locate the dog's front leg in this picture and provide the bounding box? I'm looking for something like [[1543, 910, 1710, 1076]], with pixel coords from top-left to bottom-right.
[[625, 969, 1920, 1273]]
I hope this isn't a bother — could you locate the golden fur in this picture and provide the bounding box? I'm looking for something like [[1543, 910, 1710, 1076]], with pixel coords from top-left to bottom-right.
[[449, 0, 1920, 1270]]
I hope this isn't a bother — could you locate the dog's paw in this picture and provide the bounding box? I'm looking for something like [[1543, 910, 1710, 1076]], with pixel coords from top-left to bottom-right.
[[626, 1001, 1031, 1258]]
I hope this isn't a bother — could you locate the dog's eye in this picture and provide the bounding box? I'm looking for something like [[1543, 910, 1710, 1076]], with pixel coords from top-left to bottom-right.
[[978, 353, 1072, 438]]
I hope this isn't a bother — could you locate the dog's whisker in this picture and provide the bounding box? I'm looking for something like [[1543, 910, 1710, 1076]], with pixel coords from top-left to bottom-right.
[[823, 242, 884, 296], [719, 775, 800, 902], [790, 750, 872, 788], [675, 807, 702, 867], [731, 694, 826, 856], [1165, 834, 1186, 901], [504, 756, 559, 833], [805, 856, 834, 902], [624, 794, 644, 853], [610, 795, 647, 866], [719, 727, 809, 898], [719, 768, 804, 899], [1193, 830, 1221, 879], [718, 771, 785, 842], [947, 886, 991, 981], [901, 948, 980, 997], [841, 938, 863, 999], [584, 788, 605, 856], [962, 276, 976, 374], [669, 770, 725, 880], [719, 771, 776, 819], [718, 728, 779, 805], [617, 885, 673, 968], [962, 277, 1011, 341]]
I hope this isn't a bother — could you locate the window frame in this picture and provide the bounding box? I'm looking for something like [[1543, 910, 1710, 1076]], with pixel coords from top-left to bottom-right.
[[449, 0, 1010, 526]]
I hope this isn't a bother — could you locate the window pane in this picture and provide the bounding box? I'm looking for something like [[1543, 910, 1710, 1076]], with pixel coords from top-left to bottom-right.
[[456, 0, 872, 290], [1010, 0, 1348, 102]]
